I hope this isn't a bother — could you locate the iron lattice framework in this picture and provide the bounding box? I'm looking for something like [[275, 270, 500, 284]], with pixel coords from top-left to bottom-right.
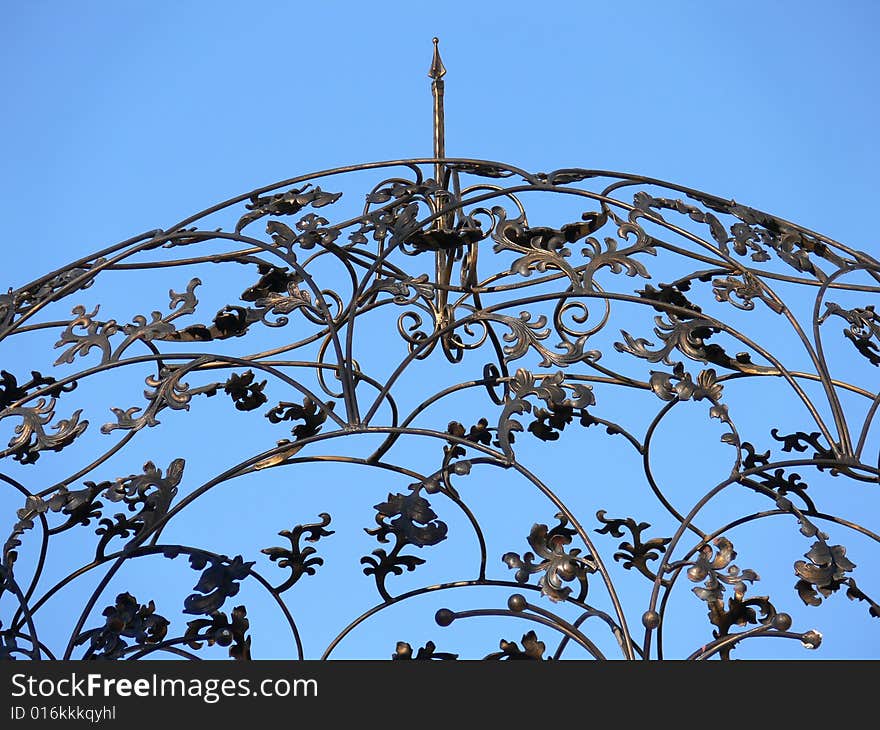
[[3, 46, 880, 662]]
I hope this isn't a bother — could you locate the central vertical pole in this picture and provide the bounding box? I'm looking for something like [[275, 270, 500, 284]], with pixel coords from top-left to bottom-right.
[[429, 37, 451, 322], [430, 37, 446, 187]]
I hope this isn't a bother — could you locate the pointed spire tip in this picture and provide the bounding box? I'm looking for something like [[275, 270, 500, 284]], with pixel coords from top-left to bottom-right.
[[429, 37, 446, 79]]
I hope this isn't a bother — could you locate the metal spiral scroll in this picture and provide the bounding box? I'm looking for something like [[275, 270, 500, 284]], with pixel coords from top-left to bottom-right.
[[1, 156, 879, 661]]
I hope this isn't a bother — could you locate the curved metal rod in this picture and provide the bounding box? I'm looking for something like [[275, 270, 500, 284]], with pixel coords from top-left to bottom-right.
[[2, 570, 42, 659], [0, 471, 51, 621], [641, 399, 706, 538], [510, 596, 608, 659], [811, 262, 880, 456], [686, 623, 818, 661], [440, 607, 605, 660], [552, 606, 642, 660], [320, 580, 622, 659], [129, 645, 201, 661]]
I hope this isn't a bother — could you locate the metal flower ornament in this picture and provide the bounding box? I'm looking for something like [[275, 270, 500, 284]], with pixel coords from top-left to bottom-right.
[[1, 39, 878, 661]]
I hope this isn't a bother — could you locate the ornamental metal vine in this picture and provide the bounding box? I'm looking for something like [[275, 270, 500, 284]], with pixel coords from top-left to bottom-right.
[[2, 46, 879, 662]]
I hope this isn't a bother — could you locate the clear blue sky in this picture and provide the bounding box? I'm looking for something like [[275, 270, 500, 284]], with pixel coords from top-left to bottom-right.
[[2, 1, 879, 660]]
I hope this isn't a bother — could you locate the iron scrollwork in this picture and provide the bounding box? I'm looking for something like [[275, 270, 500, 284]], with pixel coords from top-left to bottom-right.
[[2, 149, 879, 661]]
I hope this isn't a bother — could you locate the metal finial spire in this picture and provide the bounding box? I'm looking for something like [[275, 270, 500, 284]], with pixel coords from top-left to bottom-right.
[[429, 37, 446, 166], [429, 38, 452, 331]]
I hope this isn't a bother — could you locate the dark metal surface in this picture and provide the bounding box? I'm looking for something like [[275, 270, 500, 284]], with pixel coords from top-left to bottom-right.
[[1, 42, 878, 660]]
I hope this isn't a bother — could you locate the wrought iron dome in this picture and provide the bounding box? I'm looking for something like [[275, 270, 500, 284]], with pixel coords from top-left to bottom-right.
[[2, 39, 879, 661]]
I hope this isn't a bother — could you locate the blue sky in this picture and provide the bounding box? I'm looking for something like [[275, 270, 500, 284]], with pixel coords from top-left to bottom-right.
[[2, 1, 879, 660]]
